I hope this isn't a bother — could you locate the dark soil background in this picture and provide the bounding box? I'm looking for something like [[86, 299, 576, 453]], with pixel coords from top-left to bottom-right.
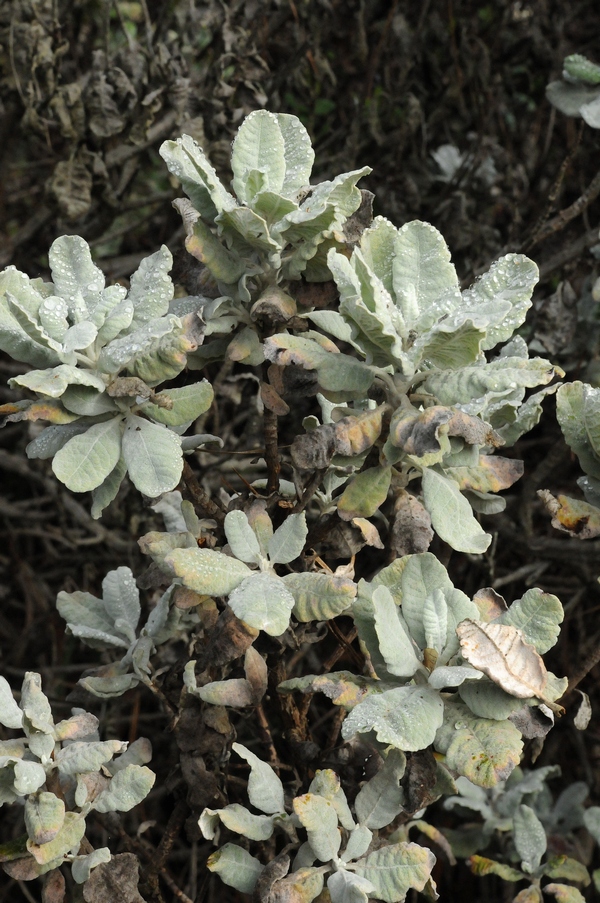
[[1, 1, 600, 901]]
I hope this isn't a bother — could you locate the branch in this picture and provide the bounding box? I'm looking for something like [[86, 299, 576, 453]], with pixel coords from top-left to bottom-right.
[[180, 461, 225, 526], [526, 168, 600, 250], [263, 407, 281, 494]]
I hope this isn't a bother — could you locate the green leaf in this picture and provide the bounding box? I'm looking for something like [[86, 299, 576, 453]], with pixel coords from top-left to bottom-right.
[[13, 760, 47, 794], [461, 254, 538, 350], [52, 417, 123, 492], [139, 381, 214, 427], [207, 843, 263, 894], [71, 847, 112, 884], [283, 572, 356, 622], [337, 465, 392, 521], [342, 686, 444, 751], [293, 793, 341, 862], [543, 885, 587, 903], [428, 665, 483, 690], [48, 235, 104, 311], [20, 672, 53, 733], [372, 585, 421, 677], [232, 743, 285, 814], [421, 468, 491, 554], [231, 110, 286, 202], [54, 739, 124, 775], [458, 679, 522, 720], [27, 811, 85, 865], [423, 355, 557, 409], [0, 677, 22, 729], [166, 547, 251, 596], [224, 510, 263, 565], [215, 804, 275, 841], [564, 53, 600, 84], [583, 806, 600, 844], [90, 455, 127, 519], [435, 701, 523, 787], [121, 415, 183, 497], [392, 221, 459, 332], [308, 769, 355, 830], [61, 385, 118, 417], [342, 826, 374, 862], [159, 134, 236, 221], [355, 842, 436, 903], [354, 749, 406, 829], [268, 512, 307, 563], [228, 572, 295, 636], [24, 793, 65, 845], [513, 804, 547, 873], [101, 567, 140, 640], [500, 588, 563, 654], [328, 870, 375, 903], [556, 382, 600, 480], [98, 314, 180, 375], [196, 678, 254, 707], [93, 764, 155, 812], [9, 365, 105, 399], [413, 321, 485, 369], [127, 245, 174, 326], [276, 113, 315, 197]]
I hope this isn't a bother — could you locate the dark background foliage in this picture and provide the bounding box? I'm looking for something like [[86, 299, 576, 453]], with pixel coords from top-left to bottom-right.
[[1, 1, 600, 901]]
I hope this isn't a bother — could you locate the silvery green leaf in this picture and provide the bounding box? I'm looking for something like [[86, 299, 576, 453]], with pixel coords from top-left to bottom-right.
[[276, 113, 314, 197], [308, 769, 355, 830], [293, 792, 341, 862], [423, 589, 448, 654], [328, 869, 375, 903], [0, 677, 22, 729], [48, 235, 104, 311], [218, 206, 282, 254], [71, 847, 111, 884], [93, 764, 155, 812], [207, 843, 263, 894], [306, 166, 372, 225], [342, 685, 444, 751], [500, 589, 563, 654], [10, 365, 105, 398], [166, 547, 251, 596], [108, 737, 152, 776], [372, 585, 421, 677], [421, 468, 491, 554], [197, 678, 255, 707], [96, 299, 134, 344], [62, 321, 98, 354], [13, 760, 46, 795], [460, 254, 538, 350], [556, 382, 600, 480], [268, 512, 307, 564], [463, 489, 506, 515], [264, 334, 375, 400], [580, 94, 600, 127], [20, 672, 53, 732], [276, 205, 338, 278], [98, 314, 180, 374], [56, 588, 130, 650], [122, 415, 182, 497], [178, 206, 246, 284], [360, 216, 398, 298], [24, 792, 65, 845], [127, 245, 174, 326], [61, 385, 118, 417], [101, 567, 140, 639], [546, 78, 600, 115], [78, 671, 140, 698], [283, 571, 356, 622], [224, 510, 263, 565], [251, 189, 298, 224], [139, 380, 214, 426], [217, 803, 275, 841], [37, 295, 69, 341], [583, 807, 600, 844], [428, 666, 483, 690], [354, 842, 436, 903], [53, 711, 99, 742], [305, 310, 358, 346], [52, 417, 123, 492], [423, 355, 557, 408], [513, 804, 547, 873], [354, 748, 406, 830], [232, 743, 285, 815], [228, 572, 295, 636], [5, 291, 63, 355], [86, 283, 127, 329], [231, 111, 286, 202], [90, 455, 127, 519], [0, 296, 59, 368], [27, 811, 86, 865], [410, 320, 484, 370], [392, 220, 460, 332], [435, 700, 523, 787], [54, 739, 124, 775], [458, 679, 524, 721], [159, 134, 236, 221], [343, 825, 373, 863]]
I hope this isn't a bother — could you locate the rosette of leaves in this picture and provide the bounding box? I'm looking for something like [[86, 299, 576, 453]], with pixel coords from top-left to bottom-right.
[[198, 742, 436, 903], [546, 54, 600, 128], [271, 216, 561, 554], [160, 110, 371, 367], [539, 381, 600, 539], [0, 672, 154, 884], [0, 236, 215, 514], [442, 769, 593, 903], [56, 565, 186, 698], [280, 552, 566, 789], [150, 503, 357, 638]]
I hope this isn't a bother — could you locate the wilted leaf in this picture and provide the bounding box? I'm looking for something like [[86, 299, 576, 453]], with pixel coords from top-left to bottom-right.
[[467, 856, 523, 881], [355, 841, 436, 903], [543, 885, 586, 903], [449, 455, 523, 493], [390, 491, 433, 557], [264, 334, 374, 402], [472, 588, 508, 622], [197, 679, 255, 707], [538, 490, 600, 540], [82, 853, 142, 903], [457, 619, 550, 701], [278, 671, 374, 709], [24, 794, 65, 846], [27, 812, 85, 865], [42, 868, 66, 903], [574, 690, 592, 731]]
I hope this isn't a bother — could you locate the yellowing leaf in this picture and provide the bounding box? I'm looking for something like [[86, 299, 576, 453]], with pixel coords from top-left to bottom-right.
[[337, 465, 392, 521], [456, 619, 549, 701]]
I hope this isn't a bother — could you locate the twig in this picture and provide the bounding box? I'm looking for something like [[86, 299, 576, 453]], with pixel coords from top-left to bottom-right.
[[160, 870, 194, 903], [145, 800, 189, 900], [526, 168, 600, 250], [565, 640, 600, 698], [292, 469, 327, 514], [180, 461, 226, 526], [256, 703, 281, 772], [539, 226, 600, 280], [263, 407, 281, 494]]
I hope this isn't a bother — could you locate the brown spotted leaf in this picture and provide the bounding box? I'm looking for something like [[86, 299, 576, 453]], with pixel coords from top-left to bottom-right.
[[390, 490, 433, 557], [538, 490, 600, 540], [278, 671, 374, 709], [292, 406, 384, 471], [449, 456, 524, 493], [456, 619, 548, 701], [472, 588, 508, 622]]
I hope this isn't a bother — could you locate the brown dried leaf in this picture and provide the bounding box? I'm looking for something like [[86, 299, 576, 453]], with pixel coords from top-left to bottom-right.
[[261, 382, 290, 416], [450, 456, 524, 493], [48, 157, 92, 221], [390, 490, 433, 557], [0, 400, 79, 425], [457, 620, 548, 701], [196, 607, 258, 670], [244, 646, 268, 702], [82, 853, 144, 903], [291, 407, 384, 471], [292, 280, 339, 309], [42, 869, 66, 903], [390, 405, 503, 465], [352, 517, 384, 549], [403, 749, 439, 815], [107, 378, 152, 399], [251, 287, 297, 323], [472, 588, 508, 622], [254, 853, 291, 903], [538, 490, 600, 540], [267, 363, 320, 399]]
